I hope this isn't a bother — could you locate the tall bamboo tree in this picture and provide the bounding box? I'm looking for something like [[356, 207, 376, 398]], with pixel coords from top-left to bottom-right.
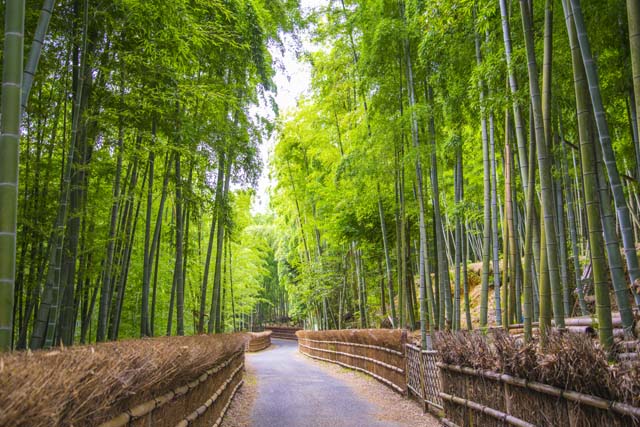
[[561, 0, 613, 348], [520, 0, 565, 329], [567, 0, 640, 314], [0, 0, 26, 351]]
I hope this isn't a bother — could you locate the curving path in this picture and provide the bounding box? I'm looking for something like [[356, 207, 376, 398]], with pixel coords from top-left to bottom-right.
[[248, 339, 430, 427]]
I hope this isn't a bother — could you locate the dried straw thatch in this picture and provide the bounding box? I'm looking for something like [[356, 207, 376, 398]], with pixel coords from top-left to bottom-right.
[[296, 328, 405, 352], [248, 330, 272, 339], [265, 326, 301, 340], [0, 333, 249, 427], [246, 331, 272, 352], [434, 330, 640, 408]]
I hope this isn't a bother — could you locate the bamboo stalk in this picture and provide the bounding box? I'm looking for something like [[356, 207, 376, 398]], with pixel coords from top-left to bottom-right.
[[0, 0, 26, 351], [506, 313, 630, 329], [563, 314, 626, 328], [439, 392, 536, 427]]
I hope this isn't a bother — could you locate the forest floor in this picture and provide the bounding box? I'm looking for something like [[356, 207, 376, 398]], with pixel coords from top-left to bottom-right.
[[222, 339, 438, 427]]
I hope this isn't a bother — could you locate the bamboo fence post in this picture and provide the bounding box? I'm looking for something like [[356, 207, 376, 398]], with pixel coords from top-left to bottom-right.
[[419, 347, 427, 412], [504, 382, 512, 419]]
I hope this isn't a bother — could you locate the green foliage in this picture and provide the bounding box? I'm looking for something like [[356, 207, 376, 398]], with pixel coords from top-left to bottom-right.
[[7, 0, 640, 347], [269, 0, 640, 333], [10, 0, 303, 348]]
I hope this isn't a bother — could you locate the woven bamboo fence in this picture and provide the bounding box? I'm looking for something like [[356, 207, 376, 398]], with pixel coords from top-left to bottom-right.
[[246, 330, 272, 352], [405, 343, 443, 415], [438, 363, 640, 426], [265, 326, 301, 340], [296, 329, 407, 393], [100, 350, 244, 427], [0, 334, 248, 427]]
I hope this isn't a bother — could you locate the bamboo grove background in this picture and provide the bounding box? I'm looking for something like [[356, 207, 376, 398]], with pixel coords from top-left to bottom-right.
[[0, 0, 300, 351], [270, 0, 640, 349], [2, 0, 640, 352]]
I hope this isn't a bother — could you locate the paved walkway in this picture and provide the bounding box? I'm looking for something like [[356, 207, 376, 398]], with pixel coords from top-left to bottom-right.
[[248, 339, 411, 427]]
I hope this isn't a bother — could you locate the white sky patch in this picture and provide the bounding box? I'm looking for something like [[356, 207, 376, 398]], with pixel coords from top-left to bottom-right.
[[249, 0, 325, 214]]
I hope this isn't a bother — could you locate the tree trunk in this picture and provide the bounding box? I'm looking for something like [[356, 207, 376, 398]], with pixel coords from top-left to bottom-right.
[[454, 146, 462, 331], [520, 0, 565, 329], [394, 157, 405, 328], [490, 111, 502, 325], [150, 216, 162, 336], [174, 151, 185, 336], [523, 113, 538, 341], [111, 166, 145, 340], [561, 0, 613, 349], [475, 23, 492, 328], [427, 85, 452, 329], [568, 0, 640, 311], [16, 100, 59, 349], [0, 0, 25, 351], [199, 155, 224, 333], [555, 177, 572, 316], [20, 0, 55, 116], [401, 12, 432, 338], [228, 236, 236, 332], [498, 0, 529, 196], [510, 151, 523, 323], [209, 157, 231, 333], [503, 113, 514, 327], [32, 1, 89, 348], [405, 223, 416, 329], [148, 153, 171, 336], [628, 0, 640, 183], [377, 187, 396, 326], [594, 132, 635, 333], [558, 121, 589, 315], [141, 119, 156, 337], [353, 243, 367, 329]]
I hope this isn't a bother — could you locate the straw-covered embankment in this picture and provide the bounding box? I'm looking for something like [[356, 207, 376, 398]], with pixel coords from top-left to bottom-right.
[[246, 330, 272, 352], [0, 333, 249, 427], [296, 329, 406, 393], [265, 326, 301, 340], [435, 330, 640, 427]]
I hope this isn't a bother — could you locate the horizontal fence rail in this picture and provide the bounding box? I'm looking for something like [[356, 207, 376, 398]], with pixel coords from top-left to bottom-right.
[[296, 330, 407, 394], [264, 326, 301, 341], [439, 362, 640, 427], [246, 331, 272, 352], [298, 342, 404, 374], [301, 338, 405, 356], [298, 339, 405, 393]]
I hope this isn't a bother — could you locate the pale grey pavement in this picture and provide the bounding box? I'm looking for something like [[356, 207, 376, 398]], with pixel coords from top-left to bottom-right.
[[248, 339, 407, 427]]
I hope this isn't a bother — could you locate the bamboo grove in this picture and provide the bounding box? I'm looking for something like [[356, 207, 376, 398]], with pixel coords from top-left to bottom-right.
[[3, 0, 640, 354], [271, 0, 640, 350], [0, 0, 300, 351]]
